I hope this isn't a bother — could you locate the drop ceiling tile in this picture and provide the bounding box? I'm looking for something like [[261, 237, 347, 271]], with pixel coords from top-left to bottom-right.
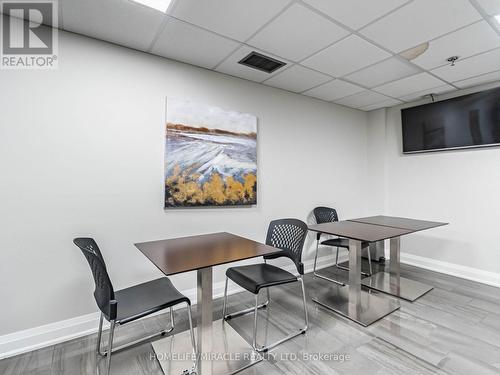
[[62, 0, 166, 51], [453, 70, 500, 88], [215, 46, 290, 82], [151, 18, 239, 69], [493, 19, 500, 33], [263, 65, 331, 92], [171, 0, 291, 41], [334, 91, 394, 109], [411, 21, 500, 70], [247, 3, 349, 62], [374, 72, 448, 98], [360, 0, 481, 53], [303, 79, 365, 101], [344, 57, 420, 88], [431, 48, 500, 82], [359, 98, 403, 111], [399, 84, 456, 102], [476, 0, 500, 15], [302, 35, 391, 77], [302, 0, 407, 30]]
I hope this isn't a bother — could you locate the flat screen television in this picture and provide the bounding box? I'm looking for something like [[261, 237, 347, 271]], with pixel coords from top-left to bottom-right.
[[401, 87, 500, 153]]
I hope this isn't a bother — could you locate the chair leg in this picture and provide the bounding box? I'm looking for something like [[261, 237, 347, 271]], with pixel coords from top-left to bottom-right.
[[252, 279, 308, 353], [264, 260, 271, 306], [186, 302, 197, 373], [313, 240, 320, 273], [96, 313, 105, 356], [222, 276, 229, 323], [336, 247, 372, 277], [313, 241, 345, 286], [101, 306, 176, 357], [165, 307, 175, 335], [252, 293, 259, 351], [367, 246, 373, 276], [105, 320, 115, 375], [299, 277, 309, 330], [224, 278, 269, 320], [334, 247, 348, 270]]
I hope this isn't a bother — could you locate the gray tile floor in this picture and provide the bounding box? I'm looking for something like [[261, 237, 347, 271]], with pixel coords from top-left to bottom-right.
[[2, 260, 500, 375]]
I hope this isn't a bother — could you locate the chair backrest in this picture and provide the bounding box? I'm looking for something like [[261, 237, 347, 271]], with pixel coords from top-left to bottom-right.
[[263, 218, 308, 275], [313, 206, 339, 224], [73, 238, 116, 320]]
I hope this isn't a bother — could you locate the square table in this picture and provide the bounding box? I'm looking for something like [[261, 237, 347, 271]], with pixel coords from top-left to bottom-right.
[[348, 216, 448, 302], [136, 232, 281, 375], [308, 221, 406, 326], [349, 215, 447, 232]]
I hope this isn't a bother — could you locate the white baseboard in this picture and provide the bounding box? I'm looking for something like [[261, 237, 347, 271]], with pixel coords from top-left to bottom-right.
[[400, 252, 500, 288], [0, 309, 109, 361], [0, 254, 340, 360]]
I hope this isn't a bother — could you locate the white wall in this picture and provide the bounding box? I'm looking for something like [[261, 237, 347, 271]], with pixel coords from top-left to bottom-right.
[[4, 27, 500, 359], [0, 30, 370, 341], [375, 85, 500, 278], [366, 109, 387, 214]]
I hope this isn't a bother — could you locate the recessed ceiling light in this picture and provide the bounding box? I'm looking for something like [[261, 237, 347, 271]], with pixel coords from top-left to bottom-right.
[[495, 14, 500, 23], [131, 0, 173, 13]]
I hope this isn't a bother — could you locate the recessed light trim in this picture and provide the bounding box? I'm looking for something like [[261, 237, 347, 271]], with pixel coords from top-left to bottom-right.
[[131, 0, 173, 13]]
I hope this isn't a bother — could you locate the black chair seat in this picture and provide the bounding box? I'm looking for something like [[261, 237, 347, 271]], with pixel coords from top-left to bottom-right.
[[321, 238, 369, 248], [113, 278, 190, 324], [226, 263, 298, 294], [321, 238, 349, 248]]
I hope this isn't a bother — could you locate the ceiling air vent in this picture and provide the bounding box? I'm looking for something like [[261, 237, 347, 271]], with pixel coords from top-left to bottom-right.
[[238, 51, 286, 73]]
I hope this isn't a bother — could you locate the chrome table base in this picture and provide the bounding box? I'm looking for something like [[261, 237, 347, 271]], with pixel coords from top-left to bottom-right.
[[152, 319, 262, 375], [313, 286, 399, 327], [152, 267, 262, 375], [361, 272, 433, 302], [313, 239, 399, 326], [361, 237, 433, 302]]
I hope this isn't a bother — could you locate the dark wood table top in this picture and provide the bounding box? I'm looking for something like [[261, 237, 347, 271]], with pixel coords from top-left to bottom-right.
[[308, 221, 414, 242], [135, 232, 281, 276], [349, 215, 448, 232]]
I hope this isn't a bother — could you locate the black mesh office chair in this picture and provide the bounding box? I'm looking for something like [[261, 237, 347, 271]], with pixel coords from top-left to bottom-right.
[[73, 238, 196, 375], [312, 207, 372, 286], [222, 219, 309, 353]]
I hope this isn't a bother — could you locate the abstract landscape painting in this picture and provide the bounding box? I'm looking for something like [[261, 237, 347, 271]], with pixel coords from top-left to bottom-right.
[[165, 98, 257, 207]]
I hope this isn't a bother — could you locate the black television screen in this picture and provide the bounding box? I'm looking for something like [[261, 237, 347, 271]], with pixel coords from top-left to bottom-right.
[[401, 87, 500, 153]]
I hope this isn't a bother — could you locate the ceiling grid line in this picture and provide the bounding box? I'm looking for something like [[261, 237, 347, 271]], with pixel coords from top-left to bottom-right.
[[249, 0, 422, 99], [265, 0, 496, 102], [146, 15, 172, 53], [45, 0, 500, 110], [211, 0, 296, 71], [468, 0, 500, 37], [291, 0, 455, 106], [454, 67, 500, 88]]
